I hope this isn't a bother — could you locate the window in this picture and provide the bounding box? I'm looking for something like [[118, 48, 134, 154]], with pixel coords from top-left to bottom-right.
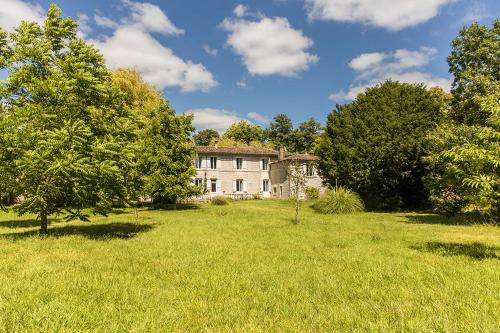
[[236, 157, 243, 169], [261, 158, 269, 170], [273, 186, 277, 194], [195, 157, 203, 168], [306, 164, 314, 176], [194, 178, 203, 187], [210, 157, 217, 169], [262, 179, 269, 192], [211, 179, 217, 192], [236, 179, 243, 192]]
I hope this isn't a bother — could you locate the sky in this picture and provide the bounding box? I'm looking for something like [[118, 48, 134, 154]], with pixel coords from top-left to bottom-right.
[[0, 0, 499, 132]]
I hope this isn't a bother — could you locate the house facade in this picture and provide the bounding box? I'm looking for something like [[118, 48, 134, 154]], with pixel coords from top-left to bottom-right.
[[193, 146, 325, 199]]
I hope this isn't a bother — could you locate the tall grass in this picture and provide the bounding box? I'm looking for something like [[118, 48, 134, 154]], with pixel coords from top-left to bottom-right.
[[311, 187, 364, 214], [210, 196, 228, 205]]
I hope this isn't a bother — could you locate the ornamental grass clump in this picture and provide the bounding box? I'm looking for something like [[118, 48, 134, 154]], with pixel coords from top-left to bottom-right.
[[312, 187, 364, 214], [211, 196, 228, 206]]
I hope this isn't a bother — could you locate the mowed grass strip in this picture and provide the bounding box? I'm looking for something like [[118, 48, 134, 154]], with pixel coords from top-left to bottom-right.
[[0, 200, 498, 332]]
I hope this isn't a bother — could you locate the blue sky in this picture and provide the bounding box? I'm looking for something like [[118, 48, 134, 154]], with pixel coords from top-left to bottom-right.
[[1, 0, 499, 131]]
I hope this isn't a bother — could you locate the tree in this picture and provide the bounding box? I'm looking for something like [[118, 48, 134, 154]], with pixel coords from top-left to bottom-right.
[[316, 81, 445, 210], [295, 118, 322, 153], [286, 158, 307, 224], [0, 5, 134, 233], [448, 20, 500, 126], [194, 129, 219, 146], [425, 20, 499, 217], [222, 120, 264, 145], [111, 68, 201, 205], [266, 114, 294, 150]]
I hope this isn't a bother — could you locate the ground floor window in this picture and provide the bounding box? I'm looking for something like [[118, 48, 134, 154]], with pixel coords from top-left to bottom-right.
[[236, 179, 243, 192], [262, 179, 269, 192], [194, 178, 203, 187], [211, 179, 217, 192], [273, 186, 277, 194]]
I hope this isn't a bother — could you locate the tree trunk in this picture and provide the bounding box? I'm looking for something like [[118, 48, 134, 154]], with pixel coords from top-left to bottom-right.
[[40, 208, 48, 234]]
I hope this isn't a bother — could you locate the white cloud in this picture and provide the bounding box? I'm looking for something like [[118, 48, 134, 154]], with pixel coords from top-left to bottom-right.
[[94, 13, 119, 29], [120, 0, 184, 35], [236, 78, 247, 87], [305, 0, 453, 31], [330, 47, 452, 101], [0, 0, 44, 32], [247, 111, 269, 124], [187, 108, 245, 132], [203, 44, 218, 56], [187, 108, 269, 132], [91, 1, 217, 92], [234, 4, 248, 17], [76, 13, 91, 38], [221, 12, 318, 76]]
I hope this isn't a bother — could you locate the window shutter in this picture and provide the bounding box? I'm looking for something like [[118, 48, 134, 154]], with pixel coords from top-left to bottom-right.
[[243, 179, 247, 192], [233, 157, 237, 169], [242, 158, 247, 169], [232, 180, 236, 192], [217, 179, 221, 192], [260, 180, 263, 192]]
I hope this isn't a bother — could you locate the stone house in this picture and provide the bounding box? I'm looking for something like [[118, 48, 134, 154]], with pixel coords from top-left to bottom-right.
[[193, 146, 325, 199]]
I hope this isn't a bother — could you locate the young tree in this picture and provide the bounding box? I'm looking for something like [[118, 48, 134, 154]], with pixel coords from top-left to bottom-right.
[[286, 158, 307, 224], [316, 81, 445, 210], [0, 5, 134, 233], [194, 129, 220, 146], [222, 120, 264, 144]]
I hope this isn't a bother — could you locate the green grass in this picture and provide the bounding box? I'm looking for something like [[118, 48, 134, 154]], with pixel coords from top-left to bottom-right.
[[0, 200, 499, 332]]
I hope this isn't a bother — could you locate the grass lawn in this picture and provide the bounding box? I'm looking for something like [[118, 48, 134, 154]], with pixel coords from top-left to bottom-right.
[[0, 200, 499, 332]]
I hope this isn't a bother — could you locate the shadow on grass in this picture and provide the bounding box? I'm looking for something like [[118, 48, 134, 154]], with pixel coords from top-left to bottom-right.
[[0, 217, 63, 229], [150, 203, 201, 211], [411, 241, 499, 260], [403, 213, 498, 226], [1, 222, 154, 241]]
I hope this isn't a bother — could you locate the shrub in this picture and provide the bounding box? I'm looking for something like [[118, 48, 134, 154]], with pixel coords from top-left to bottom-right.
[[305, 187, 319, 200], [312, 187, 364, 214], [211, 196, 228, 206]]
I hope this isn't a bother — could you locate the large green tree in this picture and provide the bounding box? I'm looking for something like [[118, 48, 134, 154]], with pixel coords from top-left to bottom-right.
[[194, 129, 219, 146], [222, 120, 264, 145], [425, 20, 499, 217], [111, 68, 200, 205], [266, 114, 294, 150], [316, 81, 445, 210], [0, 5, 135, 232]]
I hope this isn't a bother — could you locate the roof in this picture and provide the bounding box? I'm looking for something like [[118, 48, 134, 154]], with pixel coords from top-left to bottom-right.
[[196, 146, 278, 156], [272, 153, 319, 163]]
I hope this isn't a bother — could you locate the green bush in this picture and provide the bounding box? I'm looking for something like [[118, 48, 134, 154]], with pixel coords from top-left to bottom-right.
[[211, 196, 228, 206], [305, 187, 319, 200], [312, 187, 364, 214]]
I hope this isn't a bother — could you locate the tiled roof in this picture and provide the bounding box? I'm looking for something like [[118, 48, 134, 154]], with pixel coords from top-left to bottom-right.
[[281, 154, 319, 161], [196, 146, 279, 156]]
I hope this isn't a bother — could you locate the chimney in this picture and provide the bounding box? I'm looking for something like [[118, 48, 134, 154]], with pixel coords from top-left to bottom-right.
[[278, 146, 285, 160]]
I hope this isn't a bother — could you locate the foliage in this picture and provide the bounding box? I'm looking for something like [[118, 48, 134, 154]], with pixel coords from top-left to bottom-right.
[[266, 114, 322, 152], [266, 114, 295, 150], [0, 5, 135, 232], [304, 186, 319, 201], [0, 203, 499, 331], [316, 81, 444, 210], [311, 187, 364, 214], [194, 129, 219, 146], [111, 69, 201, 205], [425, 20, 499, 217], [210, 196, 228, 206], [222, 120, 264, 144], [211, 137, 272, 149], [448, 20, 500, 126]]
